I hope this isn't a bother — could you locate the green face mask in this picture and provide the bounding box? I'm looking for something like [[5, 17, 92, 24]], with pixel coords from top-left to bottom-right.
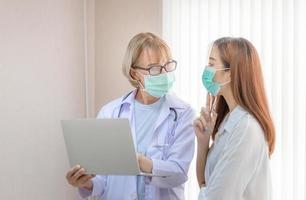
[[140, 72, 175, 98], [202, 66, 230, 96]]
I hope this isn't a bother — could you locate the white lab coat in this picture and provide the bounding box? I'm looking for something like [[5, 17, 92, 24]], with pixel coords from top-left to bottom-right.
[[79, 90, 195, 200]]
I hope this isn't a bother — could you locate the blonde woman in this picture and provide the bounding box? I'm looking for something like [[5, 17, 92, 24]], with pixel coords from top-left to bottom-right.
[[65, 32, 195, 200], [194, 37, 275, 200]]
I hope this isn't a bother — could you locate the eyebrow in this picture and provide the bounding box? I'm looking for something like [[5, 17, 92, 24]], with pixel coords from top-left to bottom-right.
[[209, 57, 216, 61], [147, 62, 161, 66], [134, 62, 160, 68]]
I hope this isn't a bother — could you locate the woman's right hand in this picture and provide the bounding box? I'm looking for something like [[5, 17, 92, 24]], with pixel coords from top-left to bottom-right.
[[66, 165, 95, 191], [193, 94, 218, 144]]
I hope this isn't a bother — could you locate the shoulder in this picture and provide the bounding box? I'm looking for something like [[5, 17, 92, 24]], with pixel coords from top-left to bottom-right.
[[96, 95, 125, 118], [233, 109, 267, 148], [223, 108, 269, 161]]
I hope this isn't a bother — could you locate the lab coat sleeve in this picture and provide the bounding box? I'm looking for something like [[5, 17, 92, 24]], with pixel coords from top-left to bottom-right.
[[149, 107, 196, 188], [78, 175, 108, 198], [198, 116, 268, 200]]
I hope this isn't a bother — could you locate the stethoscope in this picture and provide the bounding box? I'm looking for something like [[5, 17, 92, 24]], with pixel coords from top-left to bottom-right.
[[117, 91, 178, 160]]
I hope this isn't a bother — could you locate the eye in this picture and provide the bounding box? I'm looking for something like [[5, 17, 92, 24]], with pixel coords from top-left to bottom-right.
[[150, 66, 162, 75]]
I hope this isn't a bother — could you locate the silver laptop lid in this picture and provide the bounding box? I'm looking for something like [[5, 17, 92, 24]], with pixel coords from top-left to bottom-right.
[[61, 118, 140, 175]]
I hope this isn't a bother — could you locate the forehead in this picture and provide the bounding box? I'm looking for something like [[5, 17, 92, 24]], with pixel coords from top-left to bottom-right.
[[209, 45, 224, 65], [137, 48, 168, 66], [209, 46, 220, 60]]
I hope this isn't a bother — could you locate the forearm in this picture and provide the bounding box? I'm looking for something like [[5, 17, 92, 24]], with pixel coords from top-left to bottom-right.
[[149, 158, 189, 188], [196, 139, 210, 187]]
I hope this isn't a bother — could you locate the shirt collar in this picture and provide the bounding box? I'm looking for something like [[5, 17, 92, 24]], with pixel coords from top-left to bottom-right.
[[218, 105, 248, 135]]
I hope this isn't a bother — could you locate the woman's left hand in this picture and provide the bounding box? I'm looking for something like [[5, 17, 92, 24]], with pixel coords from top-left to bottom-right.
[[137, 154, 153, 173]]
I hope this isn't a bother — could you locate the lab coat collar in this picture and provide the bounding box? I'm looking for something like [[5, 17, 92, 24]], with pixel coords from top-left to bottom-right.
[[117, 89, 187, 131], [120, 90, 137, 107], [118, 89, 186, 110], [164, 92, 188, 110], [154, 92, 187, 131]]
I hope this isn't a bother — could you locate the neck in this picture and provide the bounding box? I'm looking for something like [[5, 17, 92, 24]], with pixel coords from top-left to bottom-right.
[[221, 89, 238, 112], [135, 88, 159, 105]]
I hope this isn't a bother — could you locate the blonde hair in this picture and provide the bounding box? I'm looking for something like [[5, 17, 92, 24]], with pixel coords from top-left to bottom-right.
[[122, 32, 172, 87]]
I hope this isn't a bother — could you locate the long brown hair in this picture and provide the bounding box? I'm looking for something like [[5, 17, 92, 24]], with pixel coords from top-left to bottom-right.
[[212, 37, 275, 156]]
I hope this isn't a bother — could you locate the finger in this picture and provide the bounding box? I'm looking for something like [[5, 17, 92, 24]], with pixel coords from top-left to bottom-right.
[[199, 115, 207, 129], [200, 106, 211, 122], [193, 119, 204, 131], [209, 94, 216, 113], [83, 175, 94, 185], [73, 174, 86, 186], [206, 93, 211, 111], [72, 168, 86, 181], [78, 174, 93, 185], [212, 96, 218, 113], [66, 165, 81, 179], [211, 109, 218, 122], [200, 106, 210, 113], [67, 165, 81, 178], [209, 94, 214, 112], [203, 108, 211, 122]]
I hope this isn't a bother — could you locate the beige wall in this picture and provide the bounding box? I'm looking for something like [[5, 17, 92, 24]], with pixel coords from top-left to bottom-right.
[[93, 0, 162, 114], [0, 0, 162, 199], [84, 0, 96, 117], [0, 0, 85, 199]]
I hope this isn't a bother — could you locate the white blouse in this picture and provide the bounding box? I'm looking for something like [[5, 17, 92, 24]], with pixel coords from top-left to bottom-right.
[[198, 106, 272, 200]]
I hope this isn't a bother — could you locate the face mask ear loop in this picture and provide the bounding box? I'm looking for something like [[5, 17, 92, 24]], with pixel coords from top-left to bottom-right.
[[215, 67, 230, 86], [220, 80, 231, 86], [137, 80, 145, 90], [215, 67, 230, 72], [134, 70, 146, 90]]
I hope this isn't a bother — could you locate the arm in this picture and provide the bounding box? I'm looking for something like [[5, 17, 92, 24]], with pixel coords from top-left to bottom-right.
[[148, 107, 196, 188], [194, 94, 217, 187], [196, 135, 210, 187]]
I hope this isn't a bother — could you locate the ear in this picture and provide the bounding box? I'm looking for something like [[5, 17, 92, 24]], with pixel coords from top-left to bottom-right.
[[130, 68, 139, 81], [225, 70, 231, 82]]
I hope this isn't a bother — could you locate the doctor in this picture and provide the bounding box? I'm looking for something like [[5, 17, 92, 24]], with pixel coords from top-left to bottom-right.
[[65, 32, 195, 200]]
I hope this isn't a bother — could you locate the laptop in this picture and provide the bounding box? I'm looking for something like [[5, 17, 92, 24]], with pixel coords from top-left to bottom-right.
[[61, 118, 169, 177]]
